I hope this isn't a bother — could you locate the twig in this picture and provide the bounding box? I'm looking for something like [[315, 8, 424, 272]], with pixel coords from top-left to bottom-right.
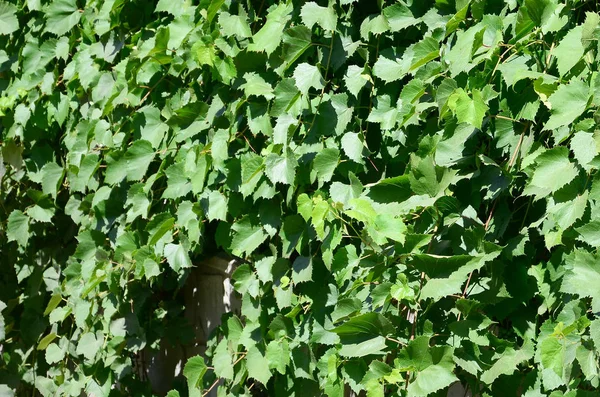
[[202, 379, 220, 397], [386, 336, 406, 346]]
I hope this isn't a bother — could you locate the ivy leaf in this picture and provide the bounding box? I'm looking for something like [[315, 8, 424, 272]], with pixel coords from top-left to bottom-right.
[[125, 140, 155, 181], [341, 132, 364, 164], [265, 150, 297, 185], [576, 221, 600, 248], [246, 346, 272, 385], [448, 88, 488, 129], [41, 163, 64, 198], [570, 131, 598, 168], [480, 341, 534, 383], [300, 2, 337, 31], [45, 343, 65, 364], [338, 336, 387, 357], [0, 2, 18, 35], [344, 65, 369, 97], [293, 63, 325, 94], [183, 355, 207, 396], [219, 11, 251, 38], [523, 147, 578, 198], [383, 3, 419, 32], [7, 210, 29, 247], [313, 148, 339, 185], [242, 72, 275, 100], [44, 0, 82, 36], [76, 332, 101, 361], [561, 250, 600, 312], [230, 219, 267, 257], [164, 243, 193, 272], [248, 3, 293, 55], [554, 26, 585, 77], [267, 339, 290, 374], [544, 79, 590, 130], [407, 347, 458, 397], [202, 190, 228, 221], [213, 340, 233, 380]]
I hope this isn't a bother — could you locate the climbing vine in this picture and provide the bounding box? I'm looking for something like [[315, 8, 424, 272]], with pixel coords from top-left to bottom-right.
[[1, 0, 600, 396]]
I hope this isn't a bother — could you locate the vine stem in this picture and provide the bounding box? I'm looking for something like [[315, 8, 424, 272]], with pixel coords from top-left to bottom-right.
[[202, 353, 246, 396]]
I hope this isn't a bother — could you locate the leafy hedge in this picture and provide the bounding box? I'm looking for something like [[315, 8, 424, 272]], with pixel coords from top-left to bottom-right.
[[1, 0, 600, 395]]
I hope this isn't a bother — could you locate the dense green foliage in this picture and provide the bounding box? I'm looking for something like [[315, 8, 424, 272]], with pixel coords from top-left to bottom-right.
[[1, 0, 600, 395]]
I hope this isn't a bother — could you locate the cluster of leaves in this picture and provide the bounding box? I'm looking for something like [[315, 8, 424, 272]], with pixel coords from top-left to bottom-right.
[[1, 0, 600, 395]]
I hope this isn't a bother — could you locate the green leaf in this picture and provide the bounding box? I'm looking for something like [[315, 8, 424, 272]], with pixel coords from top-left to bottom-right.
[[213, 340, 233, 380], [407, 347, 458, 397], [37, 333, 58, 350], [125, 140, 155, 182], [293, 63, 325, 94], [267, 339, 290, 374], [219, 11, 251, 38], [44, 0, 81, 36], [570, 131, 598, 168], [341, 132, 364, 164], [162, 163, 191, 199], [372, 55, 404, 83], [300, 2, 337, 31], [561, 250, 600, 312], [246, 346, 272, 385], [0, 2, 18, 35], [147, 213, 175, 246], [332, 313, 395, 342], [292, 256, 313, 283], [313, 148, 339, 184], [164, 243, 193, 272], [480, 340, 534, 383], [282, 26, 312, 69], [242, 72, 274, 100], [271, 78, 302, 117], [545, 79, 590, 131], [339, 336, 387, 357], [265, 150, 297, 185], [383, 3, 419, 32], [448, 88, 488, 129], [248, 3, 293, 55], [550, 191, 588, 230], [523, 147, 578, 198], [230, 219, 267, 257], [576, 220, 600, 248], [344, 65, 369, 97], [407, 37, 440, 72], [7, 210, 29, 247], [554, 26, 585, 77], [139, 106, 168, 149], [41, 163, 64, 198], [202, 190, 228, 221], [76, 332, 102, 361], [240, 153, 264, 197], [183, 355, 207, 395], [45, 343, 65, 364]]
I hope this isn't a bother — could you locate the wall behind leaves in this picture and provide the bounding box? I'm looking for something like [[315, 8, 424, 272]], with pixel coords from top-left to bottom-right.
[[1, 0, 600, 396]]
